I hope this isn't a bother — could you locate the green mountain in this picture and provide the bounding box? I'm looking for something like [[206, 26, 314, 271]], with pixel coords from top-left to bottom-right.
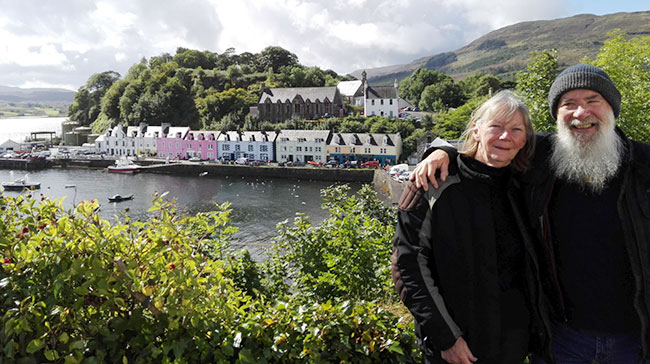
[[0, 85, 75, 103], [356, 11, 650, 84]]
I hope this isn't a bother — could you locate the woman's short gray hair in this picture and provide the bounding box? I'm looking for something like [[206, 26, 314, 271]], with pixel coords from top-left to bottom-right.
[[458, 90, 535, 172]]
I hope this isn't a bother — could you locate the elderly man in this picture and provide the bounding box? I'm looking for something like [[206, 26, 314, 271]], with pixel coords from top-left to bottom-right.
[[413, 64, 650, 364]]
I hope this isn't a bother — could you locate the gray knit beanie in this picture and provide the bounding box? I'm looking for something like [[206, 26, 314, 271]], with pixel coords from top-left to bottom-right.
[[548, 64, 621, 119]]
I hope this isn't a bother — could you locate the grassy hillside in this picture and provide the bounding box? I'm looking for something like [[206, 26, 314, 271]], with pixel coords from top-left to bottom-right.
[[361, 11, 650, 84]]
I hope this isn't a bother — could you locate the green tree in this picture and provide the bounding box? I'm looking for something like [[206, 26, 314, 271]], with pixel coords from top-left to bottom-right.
[[516, 49, 558, 132], [257, 46, 299, 72], [399, 69, 452, 106], [419, 79, 465, 111], [196, 88, 257, 129], [68, 71, 121, 126], [586, 30, 650, 143], [432, 96, 488, 140]]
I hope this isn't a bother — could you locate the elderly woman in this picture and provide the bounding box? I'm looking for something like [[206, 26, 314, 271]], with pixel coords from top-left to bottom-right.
[[392, 90, 549, 364]]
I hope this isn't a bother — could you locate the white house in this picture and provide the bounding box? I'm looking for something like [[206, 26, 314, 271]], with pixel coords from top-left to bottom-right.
[[132, 124, 164, 157], [217, 131, 276, 162], [96, 125, 135, 156], [361, 70, 400, 118], [275, 130, 330, 163]]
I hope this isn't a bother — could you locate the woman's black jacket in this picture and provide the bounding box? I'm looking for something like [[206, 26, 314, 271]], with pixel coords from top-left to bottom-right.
[[392, 156, 551, 359]]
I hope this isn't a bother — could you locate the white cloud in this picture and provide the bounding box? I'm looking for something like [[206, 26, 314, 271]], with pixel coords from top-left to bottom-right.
[[0, 0, 580, 90]]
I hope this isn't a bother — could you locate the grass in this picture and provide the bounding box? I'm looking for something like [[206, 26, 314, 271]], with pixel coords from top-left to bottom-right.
[[0, 102, 69, 118]]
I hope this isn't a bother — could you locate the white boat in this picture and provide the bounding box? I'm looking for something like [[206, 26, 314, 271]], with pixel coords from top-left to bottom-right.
[[2, 177, 40, 191], [107, 159, 141, 173]]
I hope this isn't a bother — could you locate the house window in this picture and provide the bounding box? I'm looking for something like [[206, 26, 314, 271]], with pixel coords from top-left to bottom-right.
[[175, 142, 179, 148], [390, 99, 393, 105], [296, 146, 302, 152], [235, 144, 241, 151], [365, 148, 371, 153], [223, 144, 230, 151], [371, 100, 375, 106], [207, 152, 213, 159], [208, 144, 213, 150], [380, 99, 384, 105], [261, 153, 268, 160], [260, 145, 268, 152], [248, 145, 254, 152], [335, 147, 341, 153], [187, 143, 191, 149], [298, 138, 306, 142], [315, 147, 321, 152]]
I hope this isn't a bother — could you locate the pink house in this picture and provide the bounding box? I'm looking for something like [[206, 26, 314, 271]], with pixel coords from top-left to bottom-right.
[[184, 130, 219, 160], [156, 126, 190, 159]]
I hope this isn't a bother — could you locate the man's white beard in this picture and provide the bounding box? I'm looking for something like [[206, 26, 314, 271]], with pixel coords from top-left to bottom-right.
[[550, 112, 624, 193]]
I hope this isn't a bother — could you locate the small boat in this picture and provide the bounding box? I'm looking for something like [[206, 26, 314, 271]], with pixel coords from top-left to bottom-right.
[[107, 159, 141, 173], [108, 194, 134, 203], [2, 178, 41, 191]]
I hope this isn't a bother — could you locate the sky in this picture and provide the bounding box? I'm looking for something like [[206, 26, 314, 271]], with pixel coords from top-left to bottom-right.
[[0, 0, 647, 91]]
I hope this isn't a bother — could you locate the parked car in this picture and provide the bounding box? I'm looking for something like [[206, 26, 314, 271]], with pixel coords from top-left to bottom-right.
[[389, 163, 409, 176], [361, 160, 380, 168], [343, 160, 360, 168], [188, 156, 201, 162], [307, 160, 323, 166], [324, 160, 338, 168], [235, 157, 249, 165]]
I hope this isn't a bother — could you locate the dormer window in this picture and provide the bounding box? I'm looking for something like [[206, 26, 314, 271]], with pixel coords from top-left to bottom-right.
[[365, 135, 372, 145], [349, 136, 356, 144], [383, 135, 389, 145]]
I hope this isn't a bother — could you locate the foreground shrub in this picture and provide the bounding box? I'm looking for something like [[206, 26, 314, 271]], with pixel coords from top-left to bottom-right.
[[0, 188, 418, 363]]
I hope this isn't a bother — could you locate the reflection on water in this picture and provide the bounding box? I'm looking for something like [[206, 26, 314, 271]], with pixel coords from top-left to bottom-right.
[[0, 169, 359, 251]]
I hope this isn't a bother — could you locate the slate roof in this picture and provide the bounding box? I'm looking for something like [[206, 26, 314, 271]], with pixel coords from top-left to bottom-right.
[[259, 87, 339, 104], [366, 85, 398, 99], [276, 129, 331, 142], [328, 133, 399, 146], [217, 131, 275, 142]]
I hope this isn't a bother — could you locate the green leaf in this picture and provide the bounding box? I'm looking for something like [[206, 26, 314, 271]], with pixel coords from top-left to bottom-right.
[[58, 332, 70, 344], [238, 348, 256, 364], [26, 338, 44, 354], [44, 349, 60, 361]]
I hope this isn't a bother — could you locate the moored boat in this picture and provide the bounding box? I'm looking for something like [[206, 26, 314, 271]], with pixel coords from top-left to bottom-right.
[[107, 159, 141, 173], [108, 194, 134, 202], [2, 178, 41, 191]]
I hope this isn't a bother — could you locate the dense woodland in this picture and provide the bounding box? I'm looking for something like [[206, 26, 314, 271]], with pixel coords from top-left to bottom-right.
[[69, 31, 650, 161]]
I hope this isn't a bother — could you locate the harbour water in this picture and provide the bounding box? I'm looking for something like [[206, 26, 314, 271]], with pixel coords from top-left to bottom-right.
[[0, 168, 361, 257]]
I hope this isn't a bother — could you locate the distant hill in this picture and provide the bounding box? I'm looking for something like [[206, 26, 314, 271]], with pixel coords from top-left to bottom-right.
[[355, 11, 650, 85], [0, 85, 75, 103]]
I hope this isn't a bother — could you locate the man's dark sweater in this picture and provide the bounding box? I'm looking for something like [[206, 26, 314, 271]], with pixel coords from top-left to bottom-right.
[[549, 173, 638, 333]]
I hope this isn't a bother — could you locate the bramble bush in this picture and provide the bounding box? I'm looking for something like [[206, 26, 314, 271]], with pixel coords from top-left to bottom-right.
[[0, 186, 418, 363]]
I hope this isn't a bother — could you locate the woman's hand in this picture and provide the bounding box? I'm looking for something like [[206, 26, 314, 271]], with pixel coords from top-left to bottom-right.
[[409, 149, 450, 190], [441, 337, 477, 364]]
